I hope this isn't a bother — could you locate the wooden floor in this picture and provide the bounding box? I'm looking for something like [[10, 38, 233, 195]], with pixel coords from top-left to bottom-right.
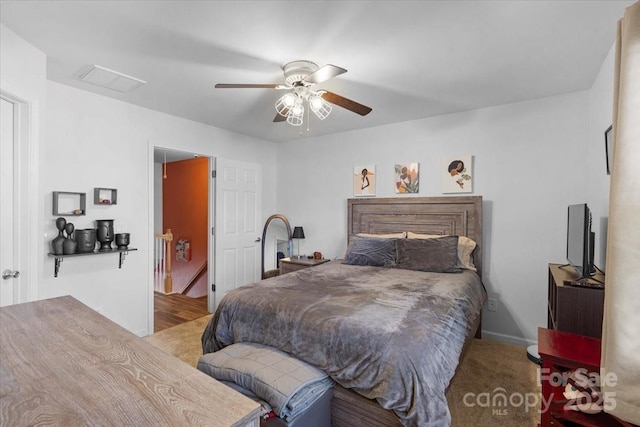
[[154, 292, 210, 333]]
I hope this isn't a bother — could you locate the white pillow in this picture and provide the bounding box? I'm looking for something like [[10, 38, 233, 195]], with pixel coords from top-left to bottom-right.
[[406, 232, 477, 272]]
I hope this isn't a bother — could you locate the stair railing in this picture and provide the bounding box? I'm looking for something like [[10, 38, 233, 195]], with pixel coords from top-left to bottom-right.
[[154, 229, 173, 294]]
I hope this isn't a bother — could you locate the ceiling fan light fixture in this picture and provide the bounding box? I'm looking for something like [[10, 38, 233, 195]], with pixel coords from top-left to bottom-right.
[[275, 93, 297, 117], [309, 94, 332, 120], [287, 103, 304, 126], [217, 60, 372, 128]]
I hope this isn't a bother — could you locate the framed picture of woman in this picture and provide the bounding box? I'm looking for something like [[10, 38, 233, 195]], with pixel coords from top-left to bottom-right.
[[354, 165, 376, 197], [442, 155, 473, 193], [394, 163, 419, 194]]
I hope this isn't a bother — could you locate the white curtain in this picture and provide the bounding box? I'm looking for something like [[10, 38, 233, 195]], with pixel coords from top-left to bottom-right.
[[601, 1, 640, 424]]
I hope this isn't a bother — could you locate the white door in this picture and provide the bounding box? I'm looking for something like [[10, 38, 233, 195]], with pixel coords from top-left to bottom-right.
[[212, 158, 262, 309], [0, 97, 18, 306]]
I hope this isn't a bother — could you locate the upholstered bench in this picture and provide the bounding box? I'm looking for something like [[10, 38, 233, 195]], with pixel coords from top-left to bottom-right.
[[198, 342, 333, 427]]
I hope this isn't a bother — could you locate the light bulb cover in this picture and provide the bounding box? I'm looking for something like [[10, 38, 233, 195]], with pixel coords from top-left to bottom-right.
[[287, 102, 304, 126], [275, 93, 298, 117], [309, 94, 332, 120]]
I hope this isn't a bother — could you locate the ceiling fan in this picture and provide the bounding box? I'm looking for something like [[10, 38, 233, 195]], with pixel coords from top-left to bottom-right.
[[215, 60, 372, 126]]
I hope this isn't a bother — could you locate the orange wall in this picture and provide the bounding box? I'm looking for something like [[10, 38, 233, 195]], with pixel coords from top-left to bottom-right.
[[163, 157, 208, 297]]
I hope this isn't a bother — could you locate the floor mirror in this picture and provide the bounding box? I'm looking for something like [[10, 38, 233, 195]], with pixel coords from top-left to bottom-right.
[[261, 214, 293, 279]]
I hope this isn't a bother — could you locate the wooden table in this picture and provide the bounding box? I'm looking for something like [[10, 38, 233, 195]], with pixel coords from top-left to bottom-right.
[[0, 296, 261, 426]]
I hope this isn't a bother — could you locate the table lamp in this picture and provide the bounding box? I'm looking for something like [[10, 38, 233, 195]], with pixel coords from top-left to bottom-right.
[[291, 226, 305, 258]]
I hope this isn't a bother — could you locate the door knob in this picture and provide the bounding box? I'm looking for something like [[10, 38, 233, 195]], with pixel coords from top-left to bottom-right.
[[2, 270, 20, 280], [254, 237, 261, 242]]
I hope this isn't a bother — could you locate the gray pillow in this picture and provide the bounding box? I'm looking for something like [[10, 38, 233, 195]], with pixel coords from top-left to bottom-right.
[[396, 236, 462, 273], [343, 236, 397, 267]]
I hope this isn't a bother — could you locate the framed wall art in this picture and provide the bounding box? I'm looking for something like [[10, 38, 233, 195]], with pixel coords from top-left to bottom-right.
[[394, 163, 419, 194], [442, 155, 473, 193], [176, 238, 191, 262], [353, 165, 376, 197]]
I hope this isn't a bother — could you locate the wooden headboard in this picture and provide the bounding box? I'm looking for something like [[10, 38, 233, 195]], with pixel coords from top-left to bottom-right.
[[347, 196, 483, 277]]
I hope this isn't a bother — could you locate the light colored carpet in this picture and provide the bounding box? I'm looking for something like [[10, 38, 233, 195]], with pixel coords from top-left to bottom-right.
[[447, 337, 540, 426], [145, 316, 540, 426], [144, 314, 213, 367]]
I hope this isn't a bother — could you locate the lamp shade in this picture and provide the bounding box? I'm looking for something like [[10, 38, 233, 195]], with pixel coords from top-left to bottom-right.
[[287, 103, 304, 126], [309, 94, 332, 120], [275, 93, 296, 117], [292, 226, 305, 239]]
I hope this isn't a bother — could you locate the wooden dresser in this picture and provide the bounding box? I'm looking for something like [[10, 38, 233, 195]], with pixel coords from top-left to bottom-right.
[[0, 296, 260, 427], [548, 263, 605, 338]]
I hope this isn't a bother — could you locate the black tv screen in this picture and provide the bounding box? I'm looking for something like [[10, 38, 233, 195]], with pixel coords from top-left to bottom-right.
[[566, 203, 594, 279]]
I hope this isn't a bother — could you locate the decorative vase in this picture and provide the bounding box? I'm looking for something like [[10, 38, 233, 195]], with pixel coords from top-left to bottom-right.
[[62, 223, 77, 255], [96, 219, 114, 251], [76, 229, 97, 253], [51, 217, 66, 255], [115, 233, 130, 250]]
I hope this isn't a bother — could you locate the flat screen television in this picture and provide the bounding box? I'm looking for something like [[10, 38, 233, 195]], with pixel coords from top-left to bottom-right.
[[566, 203, 596, 279]]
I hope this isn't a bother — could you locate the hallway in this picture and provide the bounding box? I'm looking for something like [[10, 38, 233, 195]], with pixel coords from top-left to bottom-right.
[[154, 292, 209, 333]]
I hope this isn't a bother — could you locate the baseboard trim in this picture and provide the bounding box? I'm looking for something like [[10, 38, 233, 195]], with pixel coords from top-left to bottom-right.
[[481, 330, 537, 347], [135, 328, 149, 337]]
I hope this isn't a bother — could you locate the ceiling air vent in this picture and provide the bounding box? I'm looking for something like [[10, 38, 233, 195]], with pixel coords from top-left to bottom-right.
[[78, 65, 146, 92]]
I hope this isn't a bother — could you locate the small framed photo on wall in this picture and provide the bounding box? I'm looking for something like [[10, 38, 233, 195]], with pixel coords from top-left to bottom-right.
[[442, 155, 473, 193], [394, 162, 419, 193], [354, 165, 376, 197]]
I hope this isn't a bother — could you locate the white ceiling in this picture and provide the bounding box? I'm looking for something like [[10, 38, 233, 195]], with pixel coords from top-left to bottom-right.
[[1, 1, 633, 143]]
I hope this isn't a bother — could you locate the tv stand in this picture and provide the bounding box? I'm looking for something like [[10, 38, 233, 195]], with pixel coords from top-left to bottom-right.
[[562, 276, 604, 289], [558, 264, 602, 283], [548, 263, 605, 338]]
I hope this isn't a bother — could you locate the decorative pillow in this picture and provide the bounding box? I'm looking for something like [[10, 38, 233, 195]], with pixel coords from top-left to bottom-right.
[[396, 236, 462, 273], [356, 232, 406, 239], [406, 232, 477, 272], [343, 236, 397, 267]]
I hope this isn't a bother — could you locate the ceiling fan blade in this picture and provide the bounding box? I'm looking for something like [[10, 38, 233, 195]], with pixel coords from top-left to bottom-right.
[[321, 91, 372, 116], [273, 111, 287, 122], [303, 64, 347, 85], [215, 83, 288, 89]]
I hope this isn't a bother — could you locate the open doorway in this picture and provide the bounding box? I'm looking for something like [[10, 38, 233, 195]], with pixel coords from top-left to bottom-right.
[[152, 148, 211, 332]]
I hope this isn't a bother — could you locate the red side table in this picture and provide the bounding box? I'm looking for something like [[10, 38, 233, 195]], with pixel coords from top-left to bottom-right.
[[537, 327, 634, 427]]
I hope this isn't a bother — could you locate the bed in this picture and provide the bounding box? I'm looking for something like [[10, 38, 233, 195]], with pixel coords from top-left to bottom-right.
[[202, 196, 485, 427]]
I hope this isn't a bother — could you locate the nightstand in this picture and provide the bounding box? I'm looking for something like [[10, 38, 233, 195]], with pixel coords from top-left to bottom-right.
[[279, 257, 329, 275], [537, 327, 630, 427]]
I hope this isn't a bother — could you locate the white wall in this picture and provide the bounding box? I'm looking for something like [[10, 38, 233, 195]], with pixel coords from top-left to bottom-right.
[[40, 81, 278, 335], [588, 42, 616, 271], [277, 92, 592, 345], [0, 24, 46, 101]]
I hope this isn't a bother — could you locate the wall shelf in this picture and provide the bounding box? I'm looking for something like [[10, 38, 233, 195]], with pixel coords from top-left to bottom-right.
[[94, 188, 118, 205], [53, 191, 86, 216], [48, 248, 137, 277]]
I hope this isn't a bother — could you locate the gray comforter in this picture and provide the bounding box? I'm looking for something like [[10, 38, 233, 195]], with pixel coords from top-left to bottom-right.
[[201, 261, 486, 427]]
